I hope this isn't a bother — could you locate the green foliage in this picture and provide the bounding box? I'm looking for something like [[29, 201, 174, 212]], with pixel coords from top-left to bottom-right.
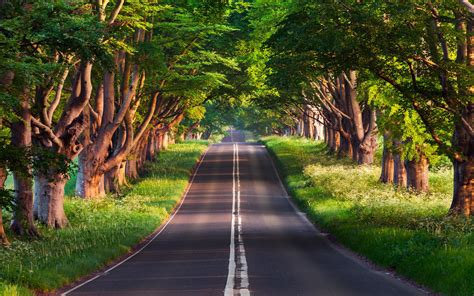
[[264, 136, 473, 296], [0, 141, 208, 294], [267, 0, 472, 159], [0, 189, 14, 213]]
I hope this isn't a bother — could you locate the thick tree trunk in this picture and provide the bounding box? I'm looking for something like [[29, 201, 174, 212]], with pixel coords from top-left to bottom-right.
[[449, 105, 474, 215], [303, 107, 315, 139], [357, 135, 377, 165], [380, 144, 395, 184], [405, 153, 429, 192], [33, 173, 68, 228], [393, 153, 407, 188], [338, 134, 352, 159], [10, 92, 38, 236], [104, 163, 127, 194], [126, 159, 139, 180], [0, 167, 9, 245], [451, 156, 474, 216], [162, 132, 170, 149], [324, 127, 330, 146], [76, 152, 105, 198], [146, 133, 155, 161], [332, 130, 340, 153], [10, 173, 37, 236], [351, 138, 360, 162], [156, 132, 164, 150], [0, 209, 6, 245]]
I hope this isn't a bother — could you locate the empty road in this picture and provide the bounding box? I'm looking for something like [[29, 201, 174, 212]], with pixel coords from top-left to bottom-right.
[[64, 131, 424, 296]]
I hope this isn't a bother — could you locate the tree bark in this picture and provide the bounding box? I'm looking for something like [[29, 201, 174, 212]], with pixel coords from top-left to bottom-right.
[[162, 132, 170, 149], [33, 173, 68, 228], [357, 134, 377, 165], [0, 167, 9, 245], [449, 104, 474, 215], [338, 133, 352, 158], [146, 132, 155, 161], [405, 153, 429, 192], [126, 158, 139, 180], [10, 91, 38, 236], [75, 151, 105, 198], [393, 142, 407, 188], [104, 161, 128, 194], [449, 16, 474, 215], [380, 138, 395, 184]]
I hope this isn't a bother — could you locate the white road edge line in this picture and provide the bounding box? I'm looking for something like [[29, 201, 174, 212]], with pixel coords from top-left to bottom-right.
[[225, 142, 250, 296], [236, 143, 250, 296], [61, 146, 211, 296], [265, 145, 428, 294], [224, 143, 237, 295], [266, 148, 317, 230]]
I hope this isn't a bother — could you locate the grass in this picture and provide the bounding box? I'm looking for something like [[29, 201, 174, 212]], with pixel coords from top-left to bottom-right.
[[262, 136, 473, 296], [0, 140, 209, 296]]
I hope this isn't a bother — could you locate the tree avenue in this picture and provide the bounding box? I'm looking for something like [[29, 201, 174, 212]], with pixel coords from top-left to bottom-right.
[[0, 0, 471, 247], [0, 0, 235, 242], [238, 0, 472, 216]]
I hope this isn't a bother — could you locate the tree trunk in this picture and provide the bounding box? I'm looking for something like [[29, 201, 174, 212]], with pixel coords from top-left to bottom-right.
[[156, 132, 163, 150], [10, 92, 38, 237], [104, 164, 126, 194], [146, 133, 155, 161], [33, 173, 68, 228], [126, 159, 139, 180], [406, 153, 429, 192], [380, 144, 395, 184], [338, 134, 352, 159], [76, 152, 105, 198], [0, 167, 9, 245], [393, 152, 407, 188], [332, 130, 340, 153], [358, 134, 377, 165], [324, 127, 330, 146], [449, 104, 474, 215], [451, 156, 474, 216], [162, 132, 170, 149]]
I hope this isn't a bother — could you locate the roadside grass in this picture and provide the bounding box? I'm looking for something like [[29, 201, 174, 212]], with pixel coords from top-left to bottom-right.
[[0, 141, 208, 296], [262, 136, 473, 296]]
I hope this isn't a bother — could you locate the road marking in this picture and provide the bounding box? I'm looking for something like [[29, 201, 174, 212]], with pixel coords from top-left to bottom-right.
[[224, 144, 237, 295], [236, 143, 250, 295], [225, 143, 250, 296], [61, 146, 211, 296]]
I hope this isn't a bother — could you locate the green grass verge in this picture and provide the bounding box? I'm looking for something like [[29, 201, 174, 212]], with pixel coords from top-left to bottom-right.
[[262, 136, 473, 296], [0, 140, 209, 296]]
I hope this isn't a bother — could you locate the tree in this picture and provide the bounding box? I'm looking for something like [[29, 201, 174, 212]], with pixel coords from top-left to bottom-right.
[[247, 0, 472, 213]]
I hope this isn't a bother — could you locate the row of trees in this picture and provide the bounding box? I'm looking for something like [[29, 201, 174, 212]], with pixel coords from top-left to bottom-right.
[[239, 0, 472, 216], [0, 0, 472, 248], [0, 0, 241, 245]]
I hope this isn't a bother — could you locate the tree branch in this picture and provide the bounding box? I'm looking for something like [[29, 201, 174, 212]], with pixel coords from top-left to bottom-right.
[[460, 0, 474, 14]]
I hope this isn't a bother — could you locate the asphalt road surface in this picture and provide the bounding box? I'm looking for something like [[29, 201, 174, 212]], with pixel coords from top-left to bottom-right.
[[65, 130, 424, 296]]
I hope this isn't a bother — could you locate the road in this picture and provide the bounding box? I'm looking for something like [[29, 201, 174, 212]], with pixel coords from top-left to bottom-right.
[[64, 130, 424, 296]]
